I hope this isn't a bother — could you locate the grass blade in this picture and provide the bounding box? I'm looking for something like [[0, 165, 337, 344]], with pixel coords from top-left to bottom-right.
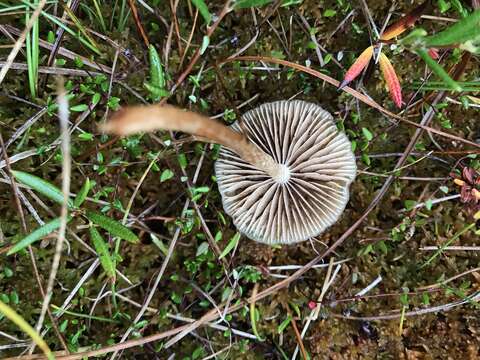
[[424, 9, 480, 48], [12, 170, 73, 208], [219, 232, 240, 259], [234, 0, 272, 9], [7, 216, 72, 255], [62, 3, 102, 54], [73, 177, 91, 208], [421, 222, 476, 268], [25, 1, 39, 98], [85, 210, 139, 243], [92, 0, 107, 32], [89, 226, 116, 280], [416, 48, 462, 92], [20, 0, 102, 55], [0, 300, 54, 360], [191, 0, 211, 24]]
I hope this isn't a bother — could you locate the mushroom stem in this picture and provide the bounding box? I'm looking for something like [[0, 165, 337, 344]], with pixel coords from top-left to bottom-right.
[[101, 104, 283, 179]]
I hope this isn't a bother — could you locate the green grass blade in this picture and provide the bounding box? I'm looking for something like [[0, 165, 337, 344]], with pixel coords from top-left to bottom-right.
[[7, 216, 72, 255], [25, 3, 36, 98], [117, 0, 129, 32], [416, 48, 462, 92], [32, 0, 39, 95], [219, 232, 240, 259], [51, 304, 118, 322], [421, 222, 476, 268], [20, 0, 102, 55], [73, 178, 90, 208], [92, 0, 107, 32], [0, 300, 54, 360], [12, 170, 73, 208], [234, 0, 272, 9], [62, 3, 102, 54], [424, 9, 480, 47], [89, 226, 116, 279], [192, 0, 211, 24], [85, 210, 139, 243]]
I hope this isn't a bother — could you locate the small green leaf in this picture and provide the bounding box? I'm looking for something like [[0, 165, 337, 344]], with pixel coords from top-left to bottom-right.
[[200, 35, 210, 55], [439, 186, 449, 194], [85, 210, 139, 243], [425, 199, 433, 211], [192, 0, 211, 24], [144, 83, 169, 100], [150, 234, 168, 256], [11, 171, 73, 208], [70, 104, 89, 112], [196, 242, 209, 257], [277, 315, 292, 334], [362, 127, 373, 141], [92, 92, 101, 105], [160, 169, 174, 182], [234, 0, 272, 9], [177, 153, 188, 169], [73, 178, 90, 208], [404, 200, 416, 210], [7, 217, 72, 255], [146, 44, 166, 100], [47, 31, 55, 43], [219, 232, 240, 259], [107, 97, 120, 110], [323, 9, 336, 17], [192, 186, 209, 194], [89, 226, 115, 279], [78, 133, 94, 141]]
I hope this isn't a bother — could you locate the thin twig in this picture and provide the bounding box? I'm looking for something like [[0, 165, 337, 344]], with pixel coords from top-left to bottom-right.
[[335, 291, 480, 321], [30, 78, 71, 354], [128, 0, 150, 47], [221, 56, 480, 149], [0, 0, 47, 86]]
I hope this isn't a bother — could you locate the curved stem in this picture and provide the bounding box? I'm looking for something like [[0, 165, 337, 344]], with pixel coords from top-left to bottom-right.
[[101, 104, 282, 179]]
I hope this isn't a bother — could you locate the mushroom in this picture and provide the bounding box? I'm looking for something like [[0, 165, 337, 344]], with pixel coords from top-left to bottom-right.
[[102, 100, 356, 245]]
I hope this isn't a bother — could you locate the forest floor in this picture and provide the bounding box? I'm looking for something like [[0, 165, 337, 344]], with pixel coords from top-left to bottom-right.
[[1, 0, 480, 359]]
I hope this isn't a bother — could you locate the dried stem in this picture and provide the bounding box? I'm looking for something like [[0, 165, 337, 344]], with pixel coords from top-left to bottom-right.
[[102, 104, 284, 180]]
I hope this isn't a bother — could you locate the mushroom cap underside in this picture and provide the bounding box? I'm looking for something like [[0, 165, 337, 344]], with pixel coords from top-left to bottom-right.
[[214, 100, 357, 245]]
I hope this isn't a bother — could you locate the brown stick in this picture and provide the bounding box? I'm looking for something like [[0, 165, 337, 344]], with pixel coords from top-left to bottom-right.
[[220, 56, 480, 150], [127, 0, 150, 48], [101, 104, 282, 179]]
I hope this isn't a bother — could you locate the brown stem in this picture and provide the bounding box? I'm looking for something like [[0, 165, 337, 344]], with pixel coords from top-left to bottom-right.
[[101, 104, 283, 179]]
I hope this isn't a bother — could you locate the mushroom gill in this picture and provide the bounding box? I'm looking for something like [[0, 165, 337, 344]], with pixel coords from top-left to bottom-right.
[[215, 100, 356, 245], [102, 100, 356, 245]]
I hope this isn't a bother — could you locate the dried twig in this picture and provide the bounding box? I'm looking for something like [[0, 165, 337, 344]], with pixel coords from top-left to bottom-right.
[[30, 79, 71, 354], [221, 56, 480, 149], [128, 0, 150, 48], [0, 0, 47, 86]]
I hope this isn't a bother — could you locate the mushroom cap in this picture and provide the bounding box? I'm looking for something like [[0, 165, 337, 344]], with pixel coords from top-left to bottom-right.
[[214, 100, 356, 245]]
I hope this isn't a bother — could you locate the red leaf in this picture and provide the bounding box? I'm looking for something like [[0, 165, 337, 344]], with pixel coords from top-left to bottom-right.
[[380, 1, 429, 41], [428, 48, 439, 60], [339, 45, 374, 89], [379, 53, 402, 108]]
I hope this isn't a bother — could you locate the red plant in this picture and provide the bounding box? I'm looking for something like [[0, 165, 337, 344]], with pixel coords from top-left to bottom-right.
[[339, 1, 429, 108], [378, 53, 402, 108], [451, 167, 480, 214]]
